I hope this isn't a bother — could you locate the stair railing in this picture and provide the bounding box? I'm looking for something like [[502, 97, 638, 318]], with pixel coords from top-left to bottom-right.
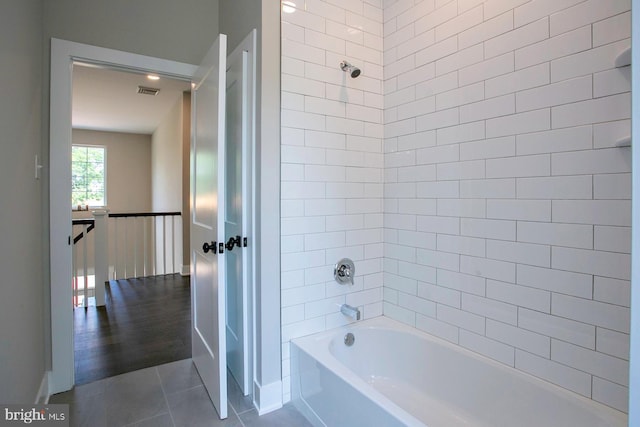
[[72, 210, 182, 307]]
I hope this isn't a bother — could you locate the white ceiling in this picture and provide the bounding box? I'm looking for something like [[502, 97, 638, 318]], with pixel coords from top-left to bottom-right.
[[72, 64, 192, 134]]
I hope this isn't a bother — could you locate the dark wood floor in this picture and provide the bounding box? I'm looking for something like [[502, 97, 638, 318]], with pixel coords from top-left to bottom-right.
[[74, 274, 191, 385]]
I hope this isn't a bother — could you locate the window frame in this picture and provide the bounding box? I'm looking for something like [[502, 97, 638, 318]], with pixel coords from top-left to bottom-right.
[[71, 144, 107, 209]]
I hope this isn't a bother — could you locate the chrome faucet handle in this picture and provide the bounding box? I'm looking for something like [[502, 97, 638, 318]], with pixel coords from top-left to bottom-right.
[[339, 264, 350, 278], [334, 258, 355, 285]]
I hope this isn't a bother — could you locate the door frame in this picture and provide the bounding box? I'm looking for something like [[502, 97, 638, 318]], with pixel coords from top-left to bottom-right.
[[49, 38, 198, 393]]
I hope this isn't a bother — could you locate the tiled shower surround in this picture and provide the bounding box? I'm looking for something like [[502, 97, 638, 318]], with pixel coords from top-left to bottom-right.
[[280, 0, 631, 412], [280, 0, 385, 402]]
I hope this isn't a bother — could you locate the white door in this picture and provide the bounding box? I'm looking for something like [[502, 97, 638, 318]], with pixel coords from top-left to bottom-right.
[[190, 34, 228, 419], [224, 32, 255, 396]]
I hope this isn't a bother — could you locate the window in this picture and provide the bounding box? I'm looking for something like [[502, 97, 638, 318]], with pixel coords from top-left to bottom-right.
[[72, 145, 106, 208]]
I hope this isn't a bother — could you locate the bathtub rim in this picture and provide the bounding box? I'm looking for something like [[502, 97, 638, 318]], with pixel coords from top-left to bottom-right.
[[291, 315, 627, 427]]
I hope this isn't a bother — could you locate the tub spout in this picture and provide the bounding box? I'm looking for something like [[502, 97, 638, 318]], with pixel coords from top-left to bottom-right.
[[340, 304, 361, 320]]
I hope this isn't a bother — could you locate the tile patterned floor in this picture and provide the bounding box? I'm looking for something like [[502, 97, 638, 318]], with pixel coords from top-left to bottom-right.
[[49, 359, 312, 427]]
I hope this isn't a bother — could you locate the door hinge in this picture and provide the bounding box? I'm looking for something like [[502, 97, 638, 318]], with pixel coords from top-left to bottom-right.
[[243, 237, 248, 247], [68, 236, 71, 245]]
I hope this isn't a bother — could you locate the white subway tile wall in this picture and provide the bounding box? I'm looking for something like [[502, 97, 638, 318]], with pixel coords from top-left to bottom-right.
[[280, 0, 385, 403], [280, 0, 631, 413], [382, 0, 630, 414]]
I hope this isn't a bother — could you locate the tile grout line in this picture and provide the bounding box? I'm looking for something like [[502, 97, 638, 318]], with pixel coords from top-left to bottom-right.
[[228, 395, 247, 427], [226, 377, 249, 427], [155, 366, 178, 427]]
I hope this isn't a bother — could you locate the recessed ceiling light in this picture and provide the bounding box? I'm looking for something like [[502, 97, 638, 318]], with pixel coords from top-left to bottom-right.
[[147, 74, 160, 81], [282, 1, 296, 13]]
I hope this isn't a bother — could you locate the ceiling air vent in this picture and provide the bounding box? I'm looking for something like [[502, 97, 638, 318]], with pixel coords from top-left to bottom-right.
[[137, 86, 160, 96]]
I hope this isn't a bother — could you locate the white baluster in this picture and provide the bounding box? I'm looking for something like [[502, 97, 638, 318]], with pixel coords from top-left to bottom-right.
[[143, 216, 148, 277], [152, 216, 157, 276], [163, 215, 167, 275], [72, 230, 78, 307], [92, 208, 109, 306], [171, 215, 176, 274], [82, 223, 88, 307], [114, 218, 119, 279], [123, 217, 129, 279], [133, 216, 138, 278]]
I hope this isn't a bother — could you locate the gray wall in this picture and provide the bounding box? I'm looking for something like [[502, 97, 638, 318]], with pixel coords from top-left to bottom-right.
[[43, 0, 220, 65], [73, 129, 152, 214], [0, 0, 45, 403], [152, 97, 182, 212], [182, 93, 191, 273], [151, 97, 186, 274], [220, 0, 260, 55]]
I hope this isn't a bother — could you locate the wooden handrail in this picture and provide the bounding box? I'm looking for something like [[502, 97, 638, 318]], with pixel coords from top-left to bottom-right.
[[71, 212, 181, 245], [72, 211, 183, 306], [72, 219, 95, 244], [108, 211, 181, 218]]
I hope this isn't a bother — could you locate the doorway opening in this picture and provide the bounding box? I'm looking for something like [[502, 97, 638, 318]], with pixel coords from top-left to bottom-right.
[[70, 63, 190, 304], [70, 63, 193, 384], [71, 62, 191, 384], [49, 38, 257, 417]]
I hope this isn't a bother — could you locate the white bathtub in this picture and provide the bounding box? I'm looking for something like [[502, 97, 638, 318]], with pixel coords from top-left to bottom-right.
[[290, 317, 627, 427]]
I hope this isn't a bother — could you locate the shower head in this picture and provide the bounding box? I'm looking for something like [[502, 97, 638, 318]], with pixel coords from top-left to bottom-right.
[[340, 60, 361, 78]]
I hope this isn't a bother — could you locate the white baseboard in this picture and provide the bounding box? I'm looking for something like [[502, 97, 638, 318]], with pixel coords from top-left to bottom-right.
[[35, 371, 51, 404], [253, 379, 283, 415], [180, 265, 190, 276]]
